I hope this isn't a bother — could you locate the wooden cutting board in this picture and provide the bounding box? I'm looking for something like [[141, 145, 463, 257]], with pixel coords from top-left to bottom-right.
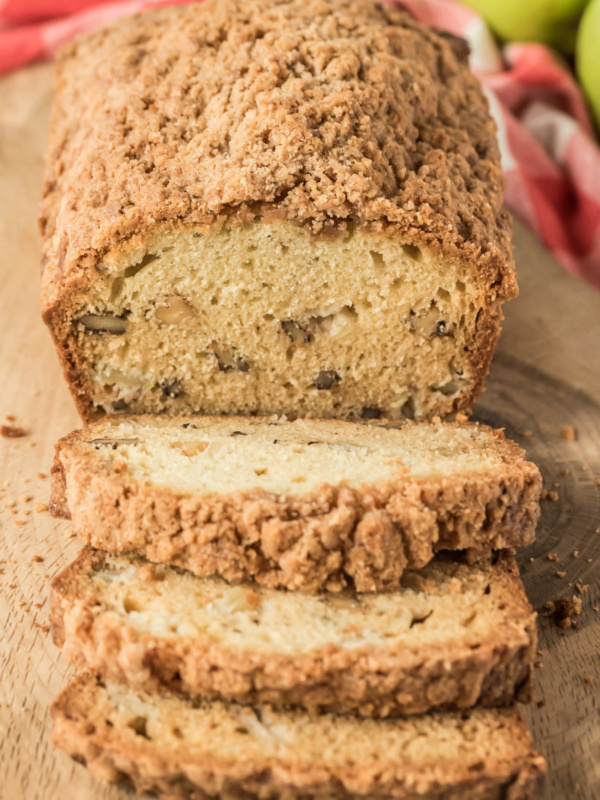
[[1, 63, 599, 800]]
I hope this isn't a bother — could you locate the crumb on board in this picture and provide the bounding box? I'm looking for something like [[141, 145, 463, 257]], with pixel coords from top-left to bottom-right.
[[556, 570, 566, 578], [37, 473, 47, 480], [36, 502, 48, 513], [522, 430, 533, 437], [561, 425, 576, 441], [561, 468, 570, 476], [31, 555, 43, 563], [572, 550, 579, 557], [547, 552, 559, 562], [541, 490, 559, 501], [543, 596, 583, 628], [0, 425, 26, 438]]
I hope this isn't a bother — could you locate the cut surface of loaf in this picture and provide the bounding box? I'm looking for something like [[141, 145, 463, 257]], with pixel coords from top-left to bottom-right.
[[51, 547, 536, 716], [52, 675, 546, 800], [51, 416, 542, 592], [40, 0, 516, 423]]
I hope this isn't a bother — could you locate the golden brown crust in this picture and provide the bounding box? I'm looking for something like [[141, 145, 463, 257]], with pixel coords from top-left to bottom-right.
[[50, 417, 542, 592], [49, 458, 70, 518], [51, 675, 547, 800], [50, 548, 536, 717]]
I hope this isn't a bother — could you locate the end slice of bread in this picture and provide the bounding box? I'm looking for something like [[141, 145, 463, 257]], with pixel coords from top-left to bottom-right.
[[50, 416, 542, 592], [51, 548, 536, 717], [40, 0, 517, 423], [51, 675, 546, 800]]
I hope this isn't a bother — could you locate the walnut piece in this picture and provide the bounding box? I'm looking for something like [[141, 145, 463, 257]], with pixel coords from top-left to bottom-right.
[[282, 320, 312, 344], [410, 306, 452, 338], [211, 343, 249, 373], [79, 314, 127, 335], [315, 370, 340, 390]]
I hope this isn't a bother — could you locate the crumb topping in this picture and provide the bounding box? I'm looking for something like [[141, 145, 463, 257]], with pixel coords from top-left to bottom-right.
[[543, 595, 583, 629], [40, 0, 513, 293]]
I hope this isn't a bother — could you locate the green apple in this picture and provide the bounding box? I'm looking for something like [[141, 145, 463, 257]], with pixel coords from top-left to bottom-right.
[[576, 0, 600, 129], [460, 0, 589, 53]]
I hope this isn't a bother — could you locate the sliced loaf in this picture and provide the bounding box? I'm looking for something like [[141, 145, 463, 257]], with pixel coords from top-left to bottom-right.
[[51, 548, 536, 717], [50, 415, 542, 592], [52, 675, 546, 800]]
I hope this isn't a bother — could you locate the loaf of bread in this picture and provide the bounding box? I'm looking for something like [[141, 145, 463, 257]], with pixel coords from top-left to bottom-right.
[[50, 416, 541, 592], [40, 0, 516, 423], [52, 674, 546, 800], [51, 547, 536, 717]]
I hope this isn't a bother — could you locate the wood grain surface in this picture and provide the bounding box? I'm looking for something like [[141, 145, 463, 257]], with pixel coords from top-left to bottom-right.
[[1, 63, 599, 800]]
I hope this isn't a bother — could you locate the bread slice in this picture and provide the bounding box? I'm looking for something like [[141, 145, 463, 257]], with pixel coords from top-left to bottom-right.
[[51, 547, 536, 717], [51, 416, 541, 591], [40, 0, 517, 424], [52, 675, 546, 800], [51, 416, 541, 592]]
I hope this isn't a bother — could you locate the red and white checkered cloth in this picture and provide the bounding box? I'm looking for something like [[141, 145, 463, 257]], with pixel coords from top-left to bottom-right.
[[1, 0, 599, 288]]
